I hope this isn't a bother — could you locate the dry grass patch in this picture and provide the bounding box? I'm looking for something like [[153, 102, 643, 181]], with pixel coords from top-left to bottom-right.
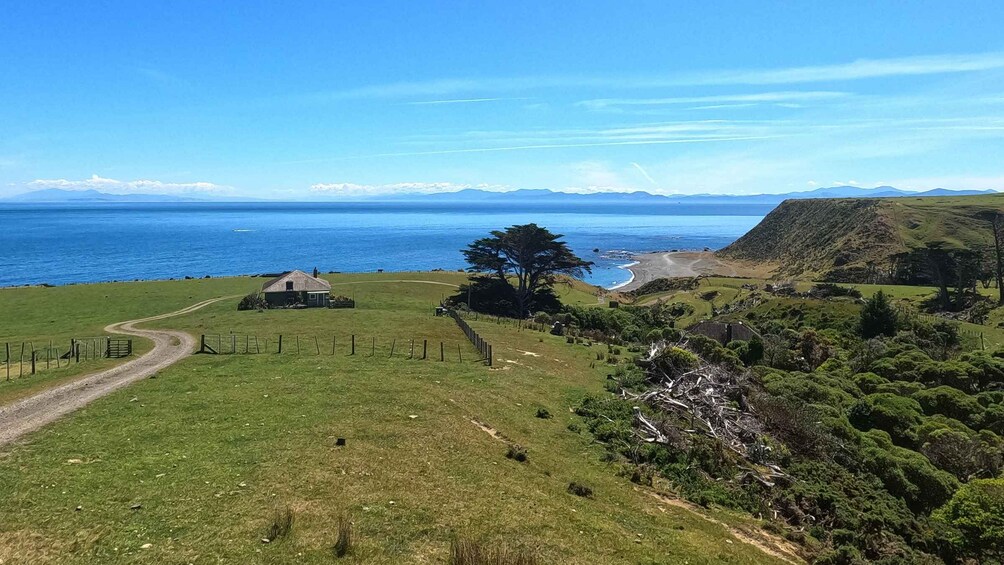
[[449, 535, 538, 565]]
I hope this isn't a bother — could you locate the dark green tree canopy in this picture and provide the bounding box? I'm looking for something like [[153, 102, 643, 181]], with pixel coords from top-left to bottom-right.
[[860, 290, 898, 339], [462, 224, 592, 317]]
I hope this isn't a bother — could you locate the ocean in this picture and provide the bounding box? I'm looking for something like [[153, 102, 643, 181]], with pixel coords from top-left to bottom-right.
[[0, 202, 771, 289]]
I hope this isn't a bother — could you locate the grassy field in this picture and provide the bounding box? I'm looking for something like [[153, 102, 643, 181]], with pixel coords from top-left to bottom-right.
[[0, 274, 790, 564], [0, 273, 597, 407]]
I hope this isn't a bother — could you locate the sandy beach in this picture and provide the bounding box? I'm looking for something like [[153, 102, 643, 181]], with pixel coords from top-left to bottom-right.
[[618, 251, 758, 292]]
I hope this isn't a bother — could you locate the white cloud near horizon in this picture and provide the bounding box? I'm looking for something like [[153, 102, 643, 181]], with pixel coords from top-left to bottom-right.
[[26, 174, 232, 194]]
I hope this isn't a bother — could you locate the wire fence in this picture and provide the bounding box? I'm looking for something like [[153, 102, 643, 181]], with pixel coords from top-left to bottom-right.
[[197, 333, 482, 363], [1, 337, 133, 381]]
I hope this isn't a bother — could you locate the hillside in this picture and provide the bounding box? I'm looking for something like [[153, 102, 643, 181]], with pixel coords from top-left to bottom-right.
[[0, 274, 794, 564], [717, 194, 1004, 282]]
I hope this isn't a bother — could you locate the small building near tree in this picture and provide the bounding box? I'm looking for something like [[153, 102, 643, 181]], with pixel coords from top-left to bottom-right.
[[261, 270, 331, 308]]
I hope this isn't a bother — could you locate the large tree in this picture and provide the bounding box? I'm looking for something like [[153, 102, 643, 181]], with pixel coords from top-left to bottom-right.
[[462, 224, 592, 317]]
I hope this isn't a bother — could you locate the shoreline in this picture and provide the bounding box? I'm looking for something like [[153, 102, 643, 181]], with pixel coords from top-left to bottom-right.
[[606, 261, 639, 291], [616, 251, 745, 292]]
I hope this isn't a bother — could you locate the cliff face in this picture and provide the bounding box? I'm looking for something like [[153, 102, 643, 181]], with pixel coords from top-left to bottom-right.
[[717, 194, 1004, 282], [716, 199, 904, 281]]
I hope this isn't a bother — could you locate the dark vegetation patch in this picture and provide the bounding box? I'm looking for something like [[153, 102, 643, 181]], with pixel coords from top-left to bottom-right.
[[624, 277, 700, 297], [572, 288, 1004, 563]]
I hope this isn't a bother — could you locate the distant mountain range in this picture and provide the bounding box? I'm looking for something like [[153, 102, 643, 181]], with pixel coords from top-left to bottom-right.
[[3, 185, 998, 204], [2, 188, 260, 203], [407, 185, 998, 204]]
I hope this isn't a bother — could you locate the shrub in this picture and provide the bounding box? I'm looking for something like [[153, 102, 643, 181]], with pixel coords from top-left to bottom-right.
[[934, 478, 1004, 562], [852, 372, 888, 395], [912, 386, 984, 429], [848, 393, 924, 447], [238, 292, 268, 311], [505, 445, 528, 463], [567, 482, 593, 498], [650, 346, 699, 376], [535, 407, 552, 419]]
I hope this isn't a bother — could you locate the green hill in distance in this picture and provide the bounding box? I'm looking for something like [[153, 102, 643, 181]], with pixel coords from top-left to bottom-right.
[[717, 193, 1004, 282]]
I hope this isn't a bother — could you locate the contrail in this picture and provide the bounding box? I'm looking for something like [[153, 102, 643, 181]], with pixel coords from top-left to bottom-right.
[[631, 162, 658, 186]]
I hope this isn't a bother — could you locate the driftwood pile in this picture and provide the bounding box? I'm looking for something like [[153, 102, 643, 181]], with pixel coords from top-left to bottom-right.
[[627, 340, 788, 487]]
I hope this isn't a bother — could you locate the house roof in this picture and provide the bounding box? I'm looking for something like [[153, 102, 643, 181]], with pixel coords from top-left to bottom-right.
[[261, 270, 331, 293]]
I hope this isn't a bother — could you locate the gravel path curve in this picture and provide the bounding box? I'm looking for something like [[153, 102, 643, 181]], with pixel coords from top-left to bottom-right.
[[0, 296, 230, 448]]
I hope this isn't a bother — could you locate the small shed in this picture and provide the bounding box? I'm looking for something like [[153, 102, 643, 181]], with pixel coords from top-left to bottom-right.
[[261, 270, 331, 308], [686, 321, 759, 345]]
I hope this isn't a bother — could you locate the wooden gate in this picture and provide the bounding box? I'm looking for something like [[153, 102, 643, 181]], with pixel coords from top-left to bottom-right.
[[106, 339, 133, 358]]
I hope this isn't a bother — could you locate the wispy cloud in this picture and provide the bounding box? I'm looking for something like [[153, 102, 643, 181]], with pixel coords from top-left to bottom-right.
[[304, 52, 1004, 101], [283, 134, 780, 164], [631, 162, 657, 185], [26, 174, 232, 194], [690, 52, 1004, 85], [405, 97, 530, 106], [579, 91, 850, 111]]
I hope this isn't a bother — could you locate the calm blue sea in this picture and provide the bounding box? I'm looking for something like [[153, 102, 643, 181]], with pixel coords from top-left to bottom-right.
[[0, 202, 772, 289]]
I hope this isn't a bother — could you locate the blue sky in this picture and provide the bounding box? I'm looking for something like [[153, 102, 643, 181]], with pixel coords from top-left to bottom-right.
[[3, 1, 1004, 198]]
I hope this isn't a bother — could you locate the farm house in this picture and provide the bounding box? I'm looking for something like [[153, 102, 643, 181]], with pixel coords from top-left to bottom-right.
[[261, 270, 331, 308]]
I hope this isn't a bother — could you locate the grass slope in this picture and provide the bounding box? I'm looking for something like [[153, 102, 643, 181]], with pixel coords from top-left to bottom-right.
[[717, 194, 1004, 281], [0, 275, 785, 564]]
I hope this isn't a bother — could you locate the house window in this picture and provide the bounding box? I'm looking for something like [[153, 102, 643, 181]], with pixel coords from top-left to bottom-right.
[[286, 281, 294, 291]]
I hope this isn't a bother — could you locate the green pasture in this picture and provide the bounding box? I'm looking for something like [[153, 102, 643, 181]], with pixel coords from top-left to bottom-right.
[[0, 275, 784, 564]]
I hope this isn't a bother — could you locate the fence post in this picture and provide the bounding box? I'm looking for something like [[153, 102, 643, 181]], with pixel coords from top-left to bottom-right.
[[332, 336, 336, 355], [423, 339, 427, 360], [488, 344, 492, 366], [278, 334, 283, 354], [371, 337, 375, 356], [296, 335, 300, 354], [75, 343, 80, 363], [458, 344, 463, 363], [351, 335, 356, 355], [200, 334, 206, 353], [314, 336, 320, 355], [389, 339, 396, 357], [410, 339, 414, 359], [31, 351, 36, 375], [440, 341, 444, 362], [5, 342, 9, 381]]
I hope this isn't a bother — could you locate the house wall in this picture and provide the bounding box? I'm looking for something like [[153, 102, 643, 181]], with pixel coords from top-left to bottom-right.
[[264, 292, 291, 307], [264, 291, 330, 308]]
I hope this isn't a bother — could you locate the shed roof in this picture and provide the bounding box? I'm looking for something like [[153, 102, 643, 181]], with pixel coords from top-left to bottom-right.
[[261, 270, 331, 293]]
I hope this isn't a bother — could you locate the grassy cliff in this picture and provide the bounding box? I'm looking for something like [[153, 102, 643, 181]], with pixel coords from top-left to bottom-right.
[[717, 194, 1004, 281]]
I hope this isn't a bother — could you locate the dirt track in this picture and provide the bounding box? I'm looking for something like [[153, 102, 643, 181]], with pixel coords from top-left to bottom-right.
[[0, 297, 229, 448]]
